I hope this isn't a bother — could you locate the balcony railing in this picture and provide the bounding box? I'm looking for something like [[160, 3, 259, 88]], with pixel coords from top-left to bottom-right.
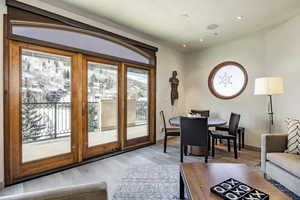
[[22, 101, 147, 143]]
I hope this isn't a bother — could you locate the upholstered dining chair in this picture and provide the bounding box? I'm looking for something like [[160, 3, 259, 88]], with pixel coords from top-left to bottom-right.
[[210, 113, 240, 159], [180, 117, 209, 163], [190, 109, 210, 117], [160, 111, 180, 153]]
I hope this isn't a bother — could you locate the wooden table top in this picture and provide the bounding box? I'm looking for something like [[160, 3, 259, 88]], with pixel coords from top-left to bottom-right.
[[180, 163, 291, 200], [169, 117, 227, 127]]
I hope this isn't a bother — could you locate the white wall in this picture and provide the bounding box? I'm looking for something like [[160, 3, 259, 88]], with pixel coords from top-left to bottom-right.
[[183, 14, 300, 148], [0, 0, 185, 184], [264, 14, 300, 131]]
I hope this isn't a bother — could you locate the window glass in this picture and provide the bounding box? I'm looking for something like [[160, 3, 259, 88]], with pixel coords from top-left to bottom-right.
[[126, 67, 149, 140], [208, 62, 248, 99], [13, 25, 150, 64], [21, 49, 72, 163]]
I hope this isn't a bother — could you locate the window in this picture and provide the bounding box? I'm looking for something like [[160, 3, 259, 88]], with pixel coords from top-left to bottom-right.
[[126, 67, 149, 140], [12, 22, 151, 64], [21, 49, 72, 163], [208, 61, 248, 99]]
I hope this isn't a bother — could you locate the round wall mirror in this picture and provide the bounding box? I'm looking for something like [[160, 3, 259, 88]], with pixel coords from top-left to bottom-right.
[[208, 61, 248, 99]]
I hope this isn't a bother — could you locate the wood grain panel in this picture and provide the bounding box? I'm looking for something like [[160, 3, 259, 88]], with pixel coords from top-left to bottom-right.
[[180, 163, 290, 200]]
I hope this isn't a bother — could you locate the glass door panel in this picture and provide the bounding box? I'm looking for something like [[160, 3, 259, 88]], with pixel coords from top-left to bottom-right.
[[87, 61, 118, 147], [21, 49, 72, 163], [126, 67, 149, 140]]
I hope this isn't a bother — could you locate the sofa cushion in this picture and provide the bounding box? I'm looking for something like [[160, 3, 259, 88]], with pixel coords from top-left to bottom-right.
[[267, 152, 300, 178]]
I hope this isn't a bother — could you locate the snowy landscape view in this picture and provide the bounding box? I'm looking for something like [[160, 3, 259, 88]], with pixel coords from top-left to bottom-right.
[[21, 49, 149, 144]]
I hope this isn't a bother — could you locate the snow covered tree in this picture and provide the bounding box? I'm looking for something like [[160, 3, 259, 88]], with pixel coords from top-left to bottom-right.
[[22, 91, 47, 141]]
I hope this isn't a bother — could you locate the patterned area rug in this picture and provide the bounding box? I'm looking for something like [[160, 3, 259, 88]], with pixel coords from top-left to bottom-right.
[[112, 165, 300, 200], [113, 165, 180, 200]]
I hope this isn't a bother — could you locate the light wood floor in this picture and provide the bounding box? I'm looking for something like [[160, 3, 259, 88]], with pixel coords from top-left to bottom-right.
[[0, 137, 260, 199]]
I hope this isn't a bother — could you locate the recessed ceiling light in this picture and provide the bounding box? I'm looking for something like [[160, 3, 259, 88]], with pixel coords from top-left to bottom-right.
[[182, 44, 187, 48], [236, 16, 244, 20], [207, 24, 219, 30], [180, 13, 190, 18], [199, 38, 204, 42]]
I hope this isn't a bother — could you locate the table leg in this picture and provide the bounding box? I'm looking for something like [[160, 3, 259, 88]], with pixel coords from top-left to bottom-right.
[[180, 171, 185, 199]]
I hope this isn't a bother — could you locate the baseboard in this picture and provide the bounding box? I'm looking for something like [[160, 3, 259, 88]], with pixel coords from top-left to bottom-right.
[[221, 140, 261, 152], [244, 144, 261, 152], [159, 137, 262, 152], [0, 181, 4, 190]]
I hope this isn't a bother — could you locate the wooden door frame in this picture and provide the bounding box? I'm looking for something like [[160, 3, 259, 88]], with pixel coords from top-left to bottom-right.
[[4, 41, 156, 185], [82, 56, 121, 159], [123, 63, 156, 149], [5, 41, 82, 182]]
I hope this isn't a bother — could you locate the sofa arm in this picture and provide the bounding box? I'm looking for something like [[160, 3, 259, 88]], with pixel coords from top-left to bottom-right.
[[261, 134, 288, 173], [0, 182, 107, 200]]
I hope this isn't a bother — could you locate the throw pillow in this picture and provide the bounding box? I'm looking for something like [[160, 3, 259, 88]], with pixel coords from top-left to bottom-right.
[[285, 118, 300, 154]]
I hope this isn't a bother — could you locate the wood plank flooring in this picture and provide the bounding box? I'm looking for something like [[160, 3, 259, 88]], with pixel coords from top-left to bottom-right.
[[0, 137, 260, 199]]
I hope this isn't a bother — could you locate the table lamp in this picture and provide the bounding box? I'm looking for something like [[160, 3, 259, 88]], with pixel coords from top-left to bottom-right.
[[254, 77, 284, 133]]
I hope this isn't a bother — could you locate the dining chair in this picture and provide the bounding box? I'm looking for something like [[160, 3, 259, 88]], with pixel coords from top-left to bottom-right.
[[180, 117, 209, 163], [216, 125, 245, 150], [160, 111, 180, 153], [190, 109, 210, 117], [210, 113, 240, 159]]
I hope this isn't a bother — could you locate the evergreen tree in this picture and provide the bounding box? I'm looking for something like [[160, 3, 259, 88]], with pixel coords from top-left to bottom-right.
[[88, 103, 99, 132], [22, 91, 47, 141]]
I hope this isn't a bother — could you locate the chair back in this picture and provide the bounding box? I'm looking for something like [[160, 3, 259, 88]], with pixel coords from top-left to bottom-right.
[[228, 113, 240, 136], [160, 111, 167, 134], [180, 117, 208, 147], [190, 109, 210, 117]]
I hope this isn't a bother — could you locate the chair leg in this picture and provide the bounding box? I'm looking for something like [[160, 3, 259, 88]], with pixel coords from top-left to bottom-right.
[[184, 145, 188, 156], [163, 135, 167, 153], [212, 137, 215, 157], [238, 131, 242, 150], [208, 135, 211, 151], [205, 147, 208, 163], [180, 143, 184, 162], [227, 139, 231, 152], [234, 138, 238, 159], [242, 129, 245, 148]]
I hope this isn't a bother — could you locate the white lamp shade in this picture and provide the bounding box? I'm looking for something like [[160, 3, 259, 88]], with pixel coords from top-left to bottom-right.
[[254, 77, 284, 95]]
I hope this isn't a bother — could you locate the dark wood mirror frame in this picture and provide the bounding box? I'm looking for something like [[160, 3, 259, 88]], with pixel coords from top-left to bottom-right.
[[208, 61, 248, 100]]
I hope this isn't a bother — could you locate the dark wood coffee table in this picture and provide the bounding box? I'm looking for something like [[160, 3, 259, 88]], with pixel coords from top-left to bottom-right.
[[179, 163, 291, 200]]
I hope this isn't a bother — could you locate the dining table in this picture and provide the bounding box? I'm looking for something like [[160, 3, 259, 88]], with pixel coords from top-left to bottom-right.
[[169, 116, 227, 127], [168, 116, 227, 155]]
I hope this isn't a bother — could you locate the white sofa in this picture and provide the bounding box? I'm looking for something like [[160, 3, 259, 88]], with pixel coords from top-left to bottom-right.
[[261, 134, 300, 196], [0, 182, 107, 200]]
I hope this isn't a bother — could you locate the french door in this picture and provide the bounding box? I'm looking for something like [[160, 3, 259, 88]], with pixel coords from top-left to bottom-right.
[[82, 56, 121, 158], [7, 41, 81, 179], [124, 64, 155, 147], [6, 41, 155, 183]]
